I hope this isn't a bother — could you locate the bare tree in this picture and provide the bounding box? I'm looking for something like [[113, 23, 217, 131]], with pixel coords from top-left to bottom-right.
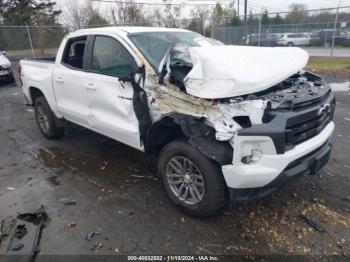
[[110, 0, 146, 26], [64, 0, 108, 30], [162, 0, 182, 27], [186, 6, 210, 35], [148, 7, 166, 27], [286, 4, 308, 24]]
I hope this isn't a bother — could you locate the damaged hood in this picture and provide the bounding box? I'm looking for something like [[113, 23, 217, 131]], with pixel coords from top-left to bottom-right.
[[184, 45, 309, 99]]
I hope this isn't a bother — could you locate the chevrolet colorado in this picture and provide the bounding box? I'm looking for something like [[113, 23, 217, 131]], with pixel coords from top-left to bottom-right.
[[20, 27, 335, 217]]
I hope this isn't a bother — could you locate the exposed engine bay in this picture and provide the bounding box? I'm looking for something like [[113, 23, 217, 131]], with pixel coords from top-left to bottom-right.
[[143, 45, 334, 166], [151, 44, 330, 136]]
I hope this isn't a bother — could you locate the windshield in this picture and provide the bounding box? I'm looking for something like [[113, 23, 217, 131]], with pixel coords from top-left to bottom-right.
[[128, 31, 213, 71]]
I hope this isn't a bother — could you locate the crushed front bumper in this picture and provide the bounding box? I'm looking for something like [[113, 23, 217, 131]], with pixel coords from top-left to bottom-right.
[[222, 121, 334, 202]]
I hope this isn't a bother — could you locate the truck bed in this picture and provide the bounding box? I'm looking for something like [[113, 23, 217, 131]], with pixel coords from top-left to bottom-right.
[[20, 56, 56, 108], [24, 54, 56, 63]]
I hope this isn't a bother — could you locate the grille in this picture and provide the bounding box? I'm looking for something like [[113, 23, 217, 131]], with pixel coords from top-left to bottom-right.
[[285, 97, 335, 149]]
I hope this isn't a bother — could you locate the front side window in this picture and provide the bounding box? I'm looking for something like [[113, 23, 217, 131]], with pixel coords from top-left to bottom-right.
[[91, 36, 135, 78]]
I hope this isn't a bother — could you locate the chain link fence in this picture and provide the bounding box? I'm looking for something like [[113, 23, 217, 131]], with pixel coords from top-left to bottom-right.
[[211, 6, 350, 58], [1, 6, 350, 59], [213, 21, 350, 45], [0, 25, 66, 59]]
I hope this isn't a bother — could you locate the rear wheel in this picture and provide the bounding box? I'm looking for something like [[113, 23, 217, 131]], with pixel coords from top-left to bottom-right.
[[34, 96, 65, 139], [158, 140, 228, 217]]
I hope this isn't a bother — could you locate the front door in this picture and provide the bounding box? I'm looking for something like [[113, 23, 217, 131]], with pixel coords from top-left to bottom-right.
[[84, 35, 142, 150]]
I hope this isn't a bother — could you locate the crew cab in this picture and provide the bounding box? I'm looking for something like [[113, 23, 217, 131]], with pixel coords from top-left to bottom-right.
[[20, 27, 335, 217]]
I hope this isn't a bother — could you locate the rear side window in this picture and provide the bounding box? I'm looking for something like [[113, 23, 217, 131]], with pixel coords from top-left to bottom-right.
[[62, 36, 87, 69], [90, 36, 135, 78]]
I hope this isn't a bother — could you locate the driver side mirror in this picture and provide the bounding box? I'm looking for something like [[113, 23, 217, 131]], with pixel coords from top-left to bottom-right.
[[118, 75, 134, 82], [1, 51, 7, 56], [119, 65, 145, 85]]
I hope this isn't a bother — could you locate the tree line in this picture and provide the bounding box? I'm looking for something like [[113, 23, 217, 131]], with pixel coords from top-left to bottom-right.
[[0, 0, 349, 51]]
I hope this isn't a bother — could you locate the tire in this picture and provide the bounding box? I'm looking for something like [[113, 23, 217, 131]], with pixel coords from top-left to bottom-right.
[[287, 42, 294, 47], [34, 96, 65, 139], [158, 140, 228, 217]]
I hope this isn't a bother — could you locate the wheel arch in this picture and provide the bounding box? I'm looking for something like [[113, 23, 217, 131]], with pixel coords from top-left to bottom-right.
[[146, 113, 233, 166], [30, 86, 66, 126], [26, 80, 63, 118], [29, 86, 45, 104]]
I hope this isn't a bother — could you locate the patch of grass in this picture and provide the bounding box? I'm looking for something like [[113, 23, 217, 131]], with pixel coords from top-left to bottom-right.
[[306, 57, 350, 77]]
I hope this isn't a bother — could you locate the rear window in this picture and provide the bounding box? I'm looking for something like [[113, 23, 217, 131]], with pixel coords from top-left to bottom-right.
[[62, 36, 87, 69]]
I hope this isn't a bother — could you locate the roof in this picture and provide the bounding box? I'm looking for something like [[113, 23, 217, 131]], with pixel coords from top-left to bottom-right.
[[116, 26, 190, 33], [68, 26, 190, 38]]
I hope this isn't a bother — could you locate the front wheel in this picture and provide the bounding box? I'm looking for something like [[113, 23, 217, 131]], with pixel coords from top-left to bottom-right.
[[158, 140, 228, 217], [34, 96, 65, 139], [287, 42, 294, 47]]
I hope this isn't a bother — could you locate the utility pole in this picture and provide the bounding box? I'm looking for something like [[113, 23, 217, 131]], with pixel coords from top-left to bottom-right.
[[331, 0, 342, 57], [237, 0, 240, 17], [258, 8, 265, 46], [25, 23, 35, 58], [244, 0, 248, 38]]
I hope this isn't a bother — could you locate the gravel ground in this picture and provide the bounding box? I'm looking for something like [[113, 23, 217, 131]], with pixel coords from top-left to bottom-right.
[[0, 63, 349, 258]]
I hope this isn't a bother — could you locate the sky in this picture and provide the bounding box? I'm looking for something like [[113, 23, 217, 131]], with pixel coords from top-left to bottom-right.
[[56, 0, 350, 21]]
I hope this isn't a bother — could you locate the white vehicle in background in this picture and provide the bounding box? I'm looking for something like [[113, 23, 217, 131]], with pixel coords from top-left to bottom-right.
[[20, 27, 335, 217], [277, 33, 311, 47], [0, 50, 15, 83]]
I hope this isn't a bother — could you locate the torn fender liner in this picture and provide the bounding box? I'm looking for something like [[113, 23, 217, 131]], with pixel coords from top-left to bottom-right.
[[170, 113, 233, 165], [184, 45, 309, 99]]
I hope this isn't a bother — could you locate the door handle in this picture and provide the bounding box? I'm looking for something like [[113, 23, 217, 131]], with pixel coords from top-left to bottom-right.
[[84, 83, 97, 90], [55, 77, 64, 83]]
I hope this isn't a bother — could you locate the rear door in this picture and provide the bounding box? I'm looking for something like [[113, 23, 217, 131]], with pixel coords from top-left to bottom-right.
[[53, 36, 91, 126], [83, 34, 142, 150]]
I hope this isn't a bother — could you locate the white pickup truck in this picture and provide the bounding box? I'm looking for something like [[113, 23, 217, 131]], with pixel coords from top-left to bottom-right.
[[20, 27, 335, 217]]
